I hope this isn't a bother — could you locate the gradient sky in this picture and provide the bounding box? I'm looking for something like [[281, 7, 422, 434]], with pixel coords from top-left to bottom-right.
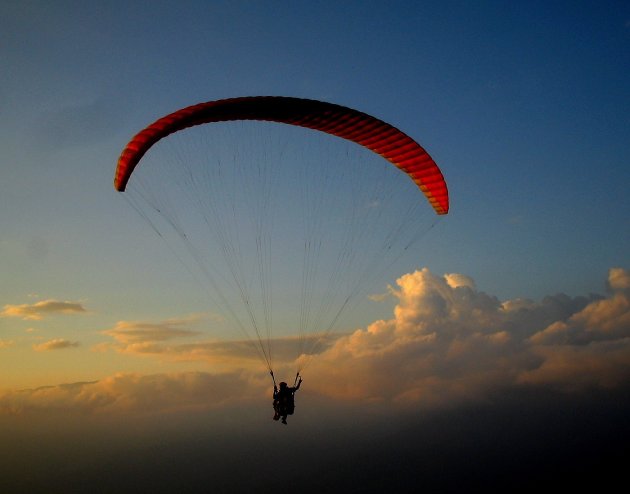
[[1, 1, 629, 492]]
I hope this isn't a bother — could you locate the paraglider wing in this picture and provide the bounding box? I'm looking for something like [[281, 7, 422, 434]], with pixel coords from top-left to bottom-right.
[[114, 96, 448, 215]]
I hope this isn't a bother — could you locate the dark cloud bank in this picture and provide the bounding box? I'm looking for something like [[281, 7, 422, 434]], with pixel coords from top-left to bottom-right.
[[1, 385, 628, 494]]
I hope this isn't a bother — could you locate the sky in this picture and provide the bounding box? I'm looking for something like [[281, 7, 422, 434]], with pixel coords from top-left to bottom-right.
[[1, 1, 629, 492]]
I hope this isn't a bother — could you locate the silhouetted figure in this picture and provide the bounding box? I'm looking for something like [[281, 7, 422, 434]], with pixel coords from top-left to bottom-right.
[[273, 378, 302, 424]]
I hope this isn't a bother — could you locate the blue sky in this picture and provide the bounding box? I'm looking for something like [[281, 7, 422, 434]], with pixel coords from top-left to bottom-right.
[[1, 1, 629, 491], [2, 1, 627, 307]]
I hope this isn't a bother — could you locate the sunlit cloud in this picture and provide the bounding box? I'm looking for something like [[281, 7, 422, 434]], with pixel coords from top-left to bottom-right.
[[306, 267, 630, 406], [99, 267, 629, 409], [33, 338, 80, 351], [529, 291, 630, 345], [1, 300, 87, 320], [7, 267, 628, 417], [0, 371, 258, 416], [100, 315, 339, 366], [608, 266, 630, 292], [103, 318, 202, 344], [367, 291, 391, 302], [0, 339, 14, 349], [517, 340, 630, 391]]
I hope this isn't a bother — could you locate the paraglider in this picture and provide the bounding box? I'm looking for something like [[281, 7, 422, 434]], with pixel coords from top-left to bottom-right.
[[115, 96, 448, 215], [271, 372, 302, 425], [115, 96, 448, 422]]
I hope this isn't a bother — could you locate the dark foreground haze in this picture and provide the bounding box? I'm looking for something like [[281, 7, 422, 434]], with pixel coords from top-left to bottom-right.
[[2, 385, 627, 494]]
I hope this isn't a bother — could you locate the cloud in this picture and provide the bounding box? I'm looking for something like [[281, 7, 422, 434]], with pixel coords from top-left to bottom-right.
[[14, 267, 626, 417], [0, 339, 14, 349], [95, 267, 629, 410], [305, 267, 630, 406], [529, 292, 630, 345], [100, 315, 339, 367], [529, 268, 630, 347], [103, 318, 202, 344], [33, 339, 80, 351], [1, 300, 87, 320], [0, 371, 258, 416], [608, 267, 630, 292], [517, 340, 630, 391]]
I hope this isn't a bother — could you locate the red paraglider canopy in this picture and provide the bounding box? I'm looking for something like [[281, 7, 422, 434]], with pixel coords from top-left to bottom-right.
[[115, 96, 448, 215]]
